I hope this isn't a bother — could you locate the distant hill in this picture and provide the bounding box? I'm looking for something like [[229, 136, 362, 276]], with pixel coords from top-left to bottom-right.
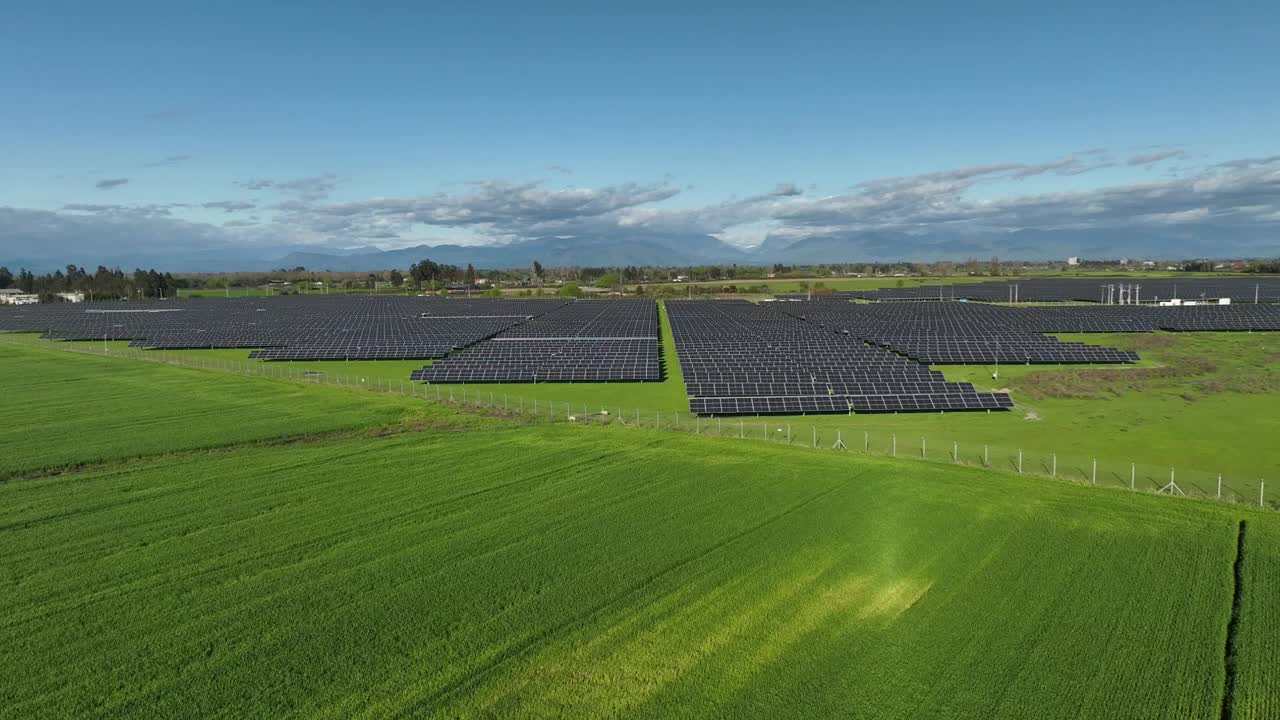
[[5, 224, 1276, 273], [273, 232, 751, 271]]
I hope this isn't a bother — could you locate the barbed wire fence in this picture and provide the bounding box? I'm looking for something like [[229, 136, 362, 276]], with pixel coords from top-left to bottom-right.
[[2, 332, 1272, 512]]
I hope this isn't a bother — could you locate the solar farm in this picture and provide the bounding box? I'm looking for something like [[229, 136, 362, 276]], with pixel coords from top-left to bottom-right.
[[3, 331, 1280, 719], [5, 292, 1280, 422], [838, 276, 1280, 303], [4, 283, 1280, 719]]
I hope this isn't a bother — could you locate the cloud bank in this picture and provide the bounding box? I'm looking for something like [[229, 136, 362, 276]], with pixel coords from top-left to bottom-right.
[[5, 150, 1279, 269]]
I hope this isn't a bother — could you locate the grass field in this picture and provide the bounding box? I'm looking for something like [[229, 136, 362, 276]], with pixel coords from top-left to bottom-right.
[[0, 342, 496, 480], [3, 344, 1278, 717]]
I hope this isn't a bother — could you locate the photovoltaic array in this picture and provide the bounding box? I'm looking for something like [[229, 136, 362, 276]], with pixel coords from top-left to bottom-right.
[[410, 300, 660, 383], [0, 296, 569, 360], [666, 300, 1013, 416], [774, 302, 1141, 364], [824, 277, 1280, 303], [5, 292, 1279, 415]]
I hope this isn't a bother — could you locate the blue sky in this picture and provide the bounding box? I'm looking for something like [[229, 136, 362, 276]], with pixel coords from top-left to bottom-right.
[[1, 0, 1278, 265]]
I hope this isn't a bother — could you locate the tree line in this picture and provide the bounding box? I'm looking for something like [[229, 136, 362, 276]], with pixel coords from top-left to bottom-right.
[[0, 265, 178, 300]]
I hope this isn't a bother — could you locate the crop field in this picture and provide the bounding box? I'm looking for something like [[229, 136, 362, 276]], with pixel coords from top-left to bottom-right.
[[1, 347, 1278, 718], [1231, 520, 1280, 720], [0, 343, 484, 480]]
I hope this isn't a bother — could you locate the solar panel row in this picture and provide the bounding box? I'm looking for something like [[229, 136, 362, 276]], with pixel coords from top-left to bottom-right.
[[808, 277, 1280, 303], [410, 300, 661, 383], [666, 300, 1013, 416], [0, 296, 570, 359]]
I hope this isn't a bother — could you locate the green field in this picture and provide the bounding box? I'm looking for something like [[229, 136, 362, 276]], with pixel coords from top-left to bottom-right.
[[0, 342, 494, 480], [2, 342, 1279, 718]]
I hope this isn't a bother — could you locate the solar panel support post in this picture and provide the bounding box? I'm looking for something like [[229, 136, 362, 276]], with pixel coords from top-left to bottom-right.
[[953, 441, 958, 463], [891, 433, 896, 457], [1018, 449, 1023, 474], [1051, 453, 1056, 478], [1092, 459, 1096, 484], [864, 431, 869, 453], [1217, 474, 1222, 500], [1261, 480, 1265, 508], [921, 436, 926, 460]]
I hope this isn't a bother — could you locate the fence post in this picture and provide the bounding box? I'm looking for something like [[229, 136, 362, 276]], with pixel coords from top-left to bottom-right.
[[1131, 463, 1136, 491], [921, 436, 926, 459], [812, 426, 817, 449], [1052, 453, 1056, 478], [656, 411, 661, 429], [984, 444, 989, 467], [1092, 459, 1096, 485], [891, 433, 896, 457], [1261, 480, 1266, 508], [1217, 474, 1222, 500], [953, 441, 957, 463], [864, 431, 869, 453], [740, 418, 744, 439], [1018, 449, 1023, 474]]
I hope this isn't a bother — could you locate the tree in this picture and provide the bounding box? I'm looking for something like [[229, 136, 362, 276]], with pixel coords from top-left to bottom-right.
[[465, 263, 476, 286], [389, 269, 404, 287], [532, 260, 544, 283], [594, 272, 620, 289], [557, 282, 581, 297], [0, 266, 12, 289]]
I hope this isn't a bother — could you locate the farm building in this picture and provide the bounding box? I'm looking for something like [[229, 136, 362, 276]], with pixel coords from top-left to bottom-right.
[[0, 289, 39, 305]]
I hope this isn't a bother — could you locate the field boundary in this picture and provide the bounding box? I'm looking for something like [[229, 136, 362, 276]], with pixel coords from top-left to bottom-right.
[[2, 332, 1274, 513], [1220, 520, 1247, 720]]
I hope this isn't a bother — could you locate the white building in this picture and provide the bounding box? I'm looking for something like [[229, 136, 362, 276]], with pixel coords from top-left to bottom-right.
[[55, 291, 85, 303], [0, 289, 39, 305], [1066, 257, 1080, 266]]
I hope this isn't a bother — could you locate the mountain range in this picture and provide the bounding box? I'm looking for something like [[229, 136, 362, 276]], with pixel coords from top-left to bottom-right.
[[5, 225, 1277, 273]]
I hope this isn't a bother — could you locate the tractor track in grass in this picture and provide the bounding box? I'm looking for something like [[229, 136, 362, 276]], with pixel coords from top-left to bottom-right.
[[0, 417, 519, 485]]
